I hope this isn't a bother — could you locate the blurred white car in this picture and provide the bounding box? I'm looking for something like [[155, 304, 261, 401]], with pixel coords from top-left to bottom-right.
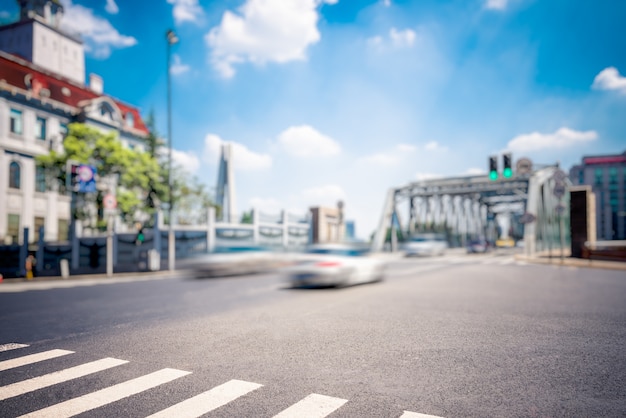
[[183, 245, 283, 278], [286, 244, 385, 288], [402, 234, 448, 257]]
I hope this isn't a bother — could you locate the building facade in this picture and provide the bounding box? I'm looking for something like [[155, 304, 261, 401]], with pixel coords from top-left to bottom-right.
[[0, 0, 149, 244], [569, 151, 626, 240]]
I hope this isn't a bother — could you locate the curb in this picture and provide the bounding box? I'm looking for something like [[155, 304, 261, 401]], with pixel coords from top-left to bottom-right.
[[0, 269, 180, 284], [514, 255, 626, 271]]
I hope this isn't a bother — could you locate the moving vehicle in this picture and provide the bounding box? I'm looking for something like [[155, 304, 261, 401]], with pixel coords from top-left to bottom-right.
[[467, 238, 492, 254], [402, 233, 448, 257], [286, 244, 385, 288], [183, 245, 283, 278]]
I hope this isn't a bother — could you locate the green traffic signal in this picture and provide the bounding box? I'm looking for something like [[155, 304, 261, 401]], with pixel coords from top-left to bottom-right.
[[489, 171, 498, 181], [503, 167, 512, 178]]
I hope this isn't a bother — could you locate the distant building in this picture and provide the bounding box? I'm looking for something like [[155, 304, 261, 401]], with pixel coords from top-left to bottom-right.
[[310, 203, 345, 244], [569, 151, 626, 240], [345, 220, 355, 240], [0, 0, 149, 243]]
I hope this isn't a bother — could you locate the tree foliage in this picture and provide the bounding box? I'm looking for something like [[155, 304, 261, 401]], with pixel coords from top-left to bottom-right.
[[36, 123, 167, 226]]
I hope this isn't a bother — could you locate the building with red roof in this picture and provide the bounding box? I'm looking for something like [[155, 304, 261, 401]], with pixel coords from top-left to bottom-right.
[[0, 0, 150, 243]]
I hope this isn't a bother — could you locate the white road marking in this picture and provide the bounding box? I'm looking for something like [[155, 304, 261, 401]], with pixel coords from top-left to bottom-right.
[[400, 411, 444, 418], [0, 349, 73, 372], [0, 343, 29, 352], [19, 368, 191, 418], [0, 357, 128, 401], [147, 379, 263, 418], [273, 393, 348, 418]]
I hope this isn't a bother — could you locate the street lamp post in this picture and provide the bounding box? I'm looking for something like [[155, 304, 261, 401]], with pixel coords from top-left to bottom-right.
[[166, 29, 178, 271]]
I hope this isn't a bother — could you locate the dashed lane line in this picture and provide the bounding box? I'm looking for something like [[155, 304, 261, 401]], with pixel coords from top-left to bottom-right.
[[18, 368, 191, 418], [0, 357, 128, 401], [0, 349, 73, 372], [146, 379, 263, 418], [0, 343, 29, 352], [272, 393, 348, 418]]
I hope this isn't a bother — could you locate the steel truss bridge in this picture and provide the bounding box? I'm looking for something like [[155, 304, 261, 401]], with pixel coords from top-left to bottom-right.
[[372, 166, 571, 257]]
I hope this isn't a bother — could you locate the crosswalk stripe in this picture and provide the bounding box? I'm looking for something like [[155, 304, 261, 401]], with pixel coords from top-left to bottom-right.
[[0, 343, 29, 352], [0, 357, 128, 401], [146, 379, 263, 418], [0, 349, 73, 372], [400, 411, 444, 418], [19, 368, 191, 418], [273, 393, 348, 418]]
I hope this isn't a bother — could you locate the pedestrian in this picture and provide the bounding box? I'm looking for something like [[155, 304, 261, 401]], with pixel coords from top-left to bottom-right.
[[25, 254, 36, 279]]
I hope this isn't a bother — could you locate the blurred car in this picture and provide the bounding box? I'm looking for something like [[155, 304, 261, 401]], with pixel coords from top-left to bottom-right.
[[467, 238, 491, 254], [402, 233, 448, 257], [286, 244, 385, 288], [183, 245, 283, 278]]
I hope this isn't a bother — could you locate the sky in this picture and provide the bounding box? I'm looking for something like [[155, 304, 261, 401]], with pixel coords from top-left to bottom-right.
[[1, 0, 625, 238]]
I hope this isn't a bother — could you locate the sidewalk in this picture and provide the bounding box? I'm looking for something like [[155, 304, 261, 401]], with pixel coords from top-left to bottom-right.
[[0, 269, 181, 284], [514, 254, 626, 271]]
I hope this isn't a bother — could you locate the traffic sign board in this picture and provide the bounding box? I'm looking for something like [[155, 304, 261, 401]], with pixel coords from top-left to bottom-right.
[[519, 212, 536, 224], [553, 182, 566, 199], [103, 194, 117, 209]]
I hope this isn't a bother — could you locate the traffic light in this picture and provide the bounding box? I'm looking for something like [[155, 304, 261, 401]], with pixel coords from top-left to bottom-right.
[[135, 228, 145, 246], [503, 153, 513, 178], [489, 156, 498, 181]]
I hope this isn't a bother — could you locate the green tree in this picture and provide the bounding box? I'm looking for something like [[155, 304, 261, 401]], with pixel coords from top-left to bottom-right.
[[36, 123, 167, 226], [240, 210, 253, 224]]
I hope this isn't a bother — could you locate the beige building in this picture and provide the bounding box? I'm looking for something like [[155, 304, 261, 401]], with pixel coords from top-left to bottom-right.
[[310, 203, 345, 244]]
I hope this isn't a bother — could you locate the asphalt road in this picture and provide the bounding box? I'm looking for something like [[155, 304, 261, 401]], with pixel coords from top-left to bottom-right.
[[1, 252, 625, 417]]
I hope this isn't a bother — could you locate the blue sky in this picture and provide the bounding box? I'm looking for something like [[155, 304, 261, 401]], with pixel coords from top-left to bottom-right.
[[2, 0, 625, 237]]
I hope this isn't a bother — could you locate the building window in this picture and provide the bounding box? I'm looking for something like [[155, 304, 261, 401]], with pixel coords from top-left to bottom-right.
[[58, 219, 69, 241], [36, 116, 47, 140], [36, 166, 46, 192], [10, 108, 23, 135], [578, 170, 584, 185], [7, 214, 20, 245], [34, 216, 45, 242], [125, 112, 135, 128], [9, 161, 21, 189], [60, 123, 68, 137], [609, 167, 617, 184], [594, 169, 603, 186]]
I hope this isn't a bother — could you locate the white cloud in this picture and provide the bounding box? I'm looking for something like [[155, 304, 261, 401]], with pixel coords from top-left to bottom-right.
[[167, 0, 204, 25], [465, 168, 486, 176], [484, 0, 509, 10], [277, 125, 341, 157], [368, 27, 417, 50], [249, 197, 282, 213], [415, 172, 443, 181], [507, 127, 598, 152], [105, 0, 118, 14], [172, 149, 200, 173], [424, 140, 447, 151], [389, 28, 416, 48], [592, 67, 626, 94], [170, 54, 190, 75], [382, 0, 392, 6], [300, 184, 346, 206], [203, 134, 272, 171], [60, 0, 136, 59], [205, 0, 336, 78], [358, 143, 416, 166]]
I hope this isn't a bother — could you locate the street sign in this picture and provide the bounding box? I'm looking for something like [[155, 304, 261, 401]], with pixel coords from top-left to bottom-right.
[[77, 165, 97, 193], [519, 212, 536, 224], [103, 194, 117, 210], [552, 169, 567, 182], [516, 158, 533, 175], [553, 182, 566, 199]]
